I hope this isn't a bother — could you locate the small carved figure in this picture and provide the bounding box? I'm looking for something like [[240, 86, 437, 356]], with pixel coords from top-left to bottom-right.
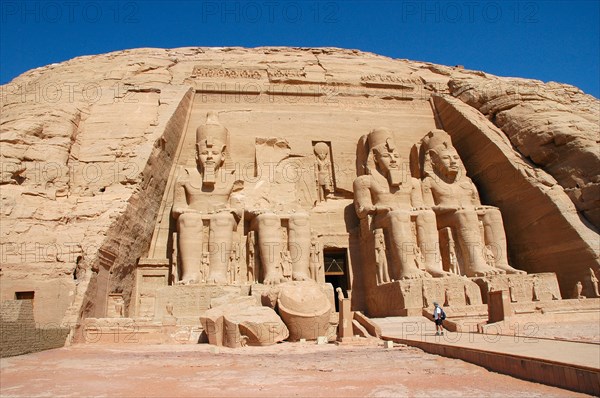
[[336, 287, 345, 302], [413, 246, 425, 270], [484, 245, 496, 268], [309, 231, 322, 281], [464, 285, 471, 305], [247, 231, 256, 283], [374, 229, 391, 285], [448, 239, 460, 275], [443, 288, 450, 307], [228, 244, 239, 284], [114, 299, 124, 318], [201, 253, 210, 283], [166, 301, 174, 317], [281, 250, 293, 279], [508, 279, 517, 303], [421, 284, 429, 307], [572, 281, 585, 299], [532, 275, 541, 301], [314, 142, 334, 202], [588, 268, 600, 297]]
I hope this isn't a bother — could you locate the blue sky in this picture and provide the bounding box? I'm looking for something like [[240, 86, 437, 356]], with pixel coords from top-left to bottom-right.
[[1, 0, 599, 97]]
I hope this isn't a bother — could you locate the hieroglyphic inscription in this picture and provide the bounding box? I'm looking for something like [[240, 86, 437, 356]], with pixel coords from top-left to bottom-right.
[[267, 69, 306, 79], [192, 66, 264, 79], [360, 74, 419, 90]]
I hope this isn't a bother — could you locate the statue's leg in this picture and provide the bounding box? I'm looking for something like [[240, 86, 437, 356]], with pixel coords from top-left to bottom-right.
[[289, 213, 311, 281], [382, 257, 391, 283], [384, 210, 430, 280], [481, 209, 525, 274], [206, 212, 236, 284], [415, 210, 451, 277], [177, 213, 203, 284], [254, 212, 284, 284], [375, 254, 382, 285], [448, 210, 502, 277]]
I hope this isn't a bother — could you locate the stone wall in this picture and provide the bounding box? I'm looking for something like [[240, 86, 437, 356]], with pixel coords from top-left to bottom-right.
[[1, 300, 69, 357]]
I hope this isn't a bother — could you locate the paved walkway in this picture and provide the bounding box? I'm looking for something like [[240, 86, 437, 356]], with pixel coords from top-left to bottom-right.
[[373, 316, 600, 395]]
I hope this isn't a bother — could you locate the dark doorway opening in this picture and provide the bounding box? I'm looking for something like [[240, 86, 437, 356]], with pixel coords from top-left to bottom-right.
[[324, 248, 348, 312], [15, 291, 34, 300]]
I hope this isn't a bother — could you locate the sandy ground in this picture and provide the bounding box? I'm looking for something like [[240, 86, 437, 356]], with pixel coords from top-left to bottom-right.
[[0, 342, 590, 398]]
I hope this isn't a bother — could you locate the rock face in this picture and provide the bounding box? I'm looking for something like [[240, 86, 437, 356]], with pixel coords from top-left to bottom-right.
[[0, 47, 598, 345], [448, 79, 600, 229]]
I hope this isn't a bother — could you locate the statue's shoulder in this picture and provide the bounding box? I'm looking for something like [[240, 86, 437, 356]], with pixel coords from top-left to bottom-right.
[[421, 175, 433, 186], [175, 167, 192, 183], [353, 174, 373, 189], [410, 177, 422, 187]]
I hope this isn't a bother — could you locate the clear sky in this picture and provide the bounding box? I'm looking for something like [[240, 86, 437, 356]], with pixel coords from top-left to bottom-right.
[[1, 0, 599, 98]]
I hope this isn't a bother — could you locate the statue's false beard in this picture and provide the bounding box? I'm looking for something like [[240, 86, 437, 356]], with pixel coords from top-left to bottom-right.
[[202, 161, 216, 185], [387, 169, 402, 186]]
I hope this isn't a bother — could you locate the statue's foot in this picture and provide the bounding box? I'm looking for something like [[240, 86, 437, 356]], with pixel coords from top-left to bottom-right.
[[206, 274, 227, 284], [263, 273, 284, 285], [178, 274, 199, 285], [467, 266, 505, 277], [495, 264, 526, 275], [424, 266, 455, 278], [399, 268, 431, 280], [292, 271, 310, 281]]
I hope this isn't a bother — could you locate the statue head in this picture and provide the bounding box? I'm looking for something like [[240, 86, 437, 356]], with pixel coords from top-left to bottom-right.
[[314, 142, 330, 161], [430, 143, 462, 180], [420, 129, 464, 181], [368, 128, 402, 185], [196, 112, 229, 184]]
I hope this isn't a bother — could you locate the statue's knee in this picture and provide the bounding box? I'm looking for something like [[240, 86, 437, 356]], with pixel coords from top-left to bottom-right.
[[388, 210, 409, 223], [289, 212, 309, 227], [488, 209, 502, 223], [420, 210, 436, 223], [455, 210, 477, 224], [212, 212, 235, 228], [178, 213, 202, 229], [256, 212, 280, 226]]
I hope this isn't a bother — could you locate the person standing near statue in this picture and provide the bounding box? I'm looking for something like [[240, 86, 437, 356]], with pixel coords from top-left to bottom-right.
[[433, 302, 446, 336], [172, 111, 243, 284]]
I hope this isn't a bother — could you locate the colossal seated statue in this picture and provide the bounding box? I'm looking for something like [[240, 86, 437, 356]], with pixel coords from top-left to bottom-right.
[[172, 112, 243, 284], [418, 129, 525, 277], [243, 137, 312, 285], [353, 128, 449, 280]]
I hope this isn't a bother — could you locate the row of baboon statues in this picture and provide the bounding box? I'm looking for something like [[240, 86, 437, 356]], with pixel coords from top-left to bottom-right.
[[172, 112, 525, 285]]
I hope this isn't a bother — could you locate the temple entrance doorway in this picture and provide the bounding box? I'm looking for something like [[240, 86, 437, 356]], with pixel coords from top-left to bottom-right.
[[324, 248, 348, 312]]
